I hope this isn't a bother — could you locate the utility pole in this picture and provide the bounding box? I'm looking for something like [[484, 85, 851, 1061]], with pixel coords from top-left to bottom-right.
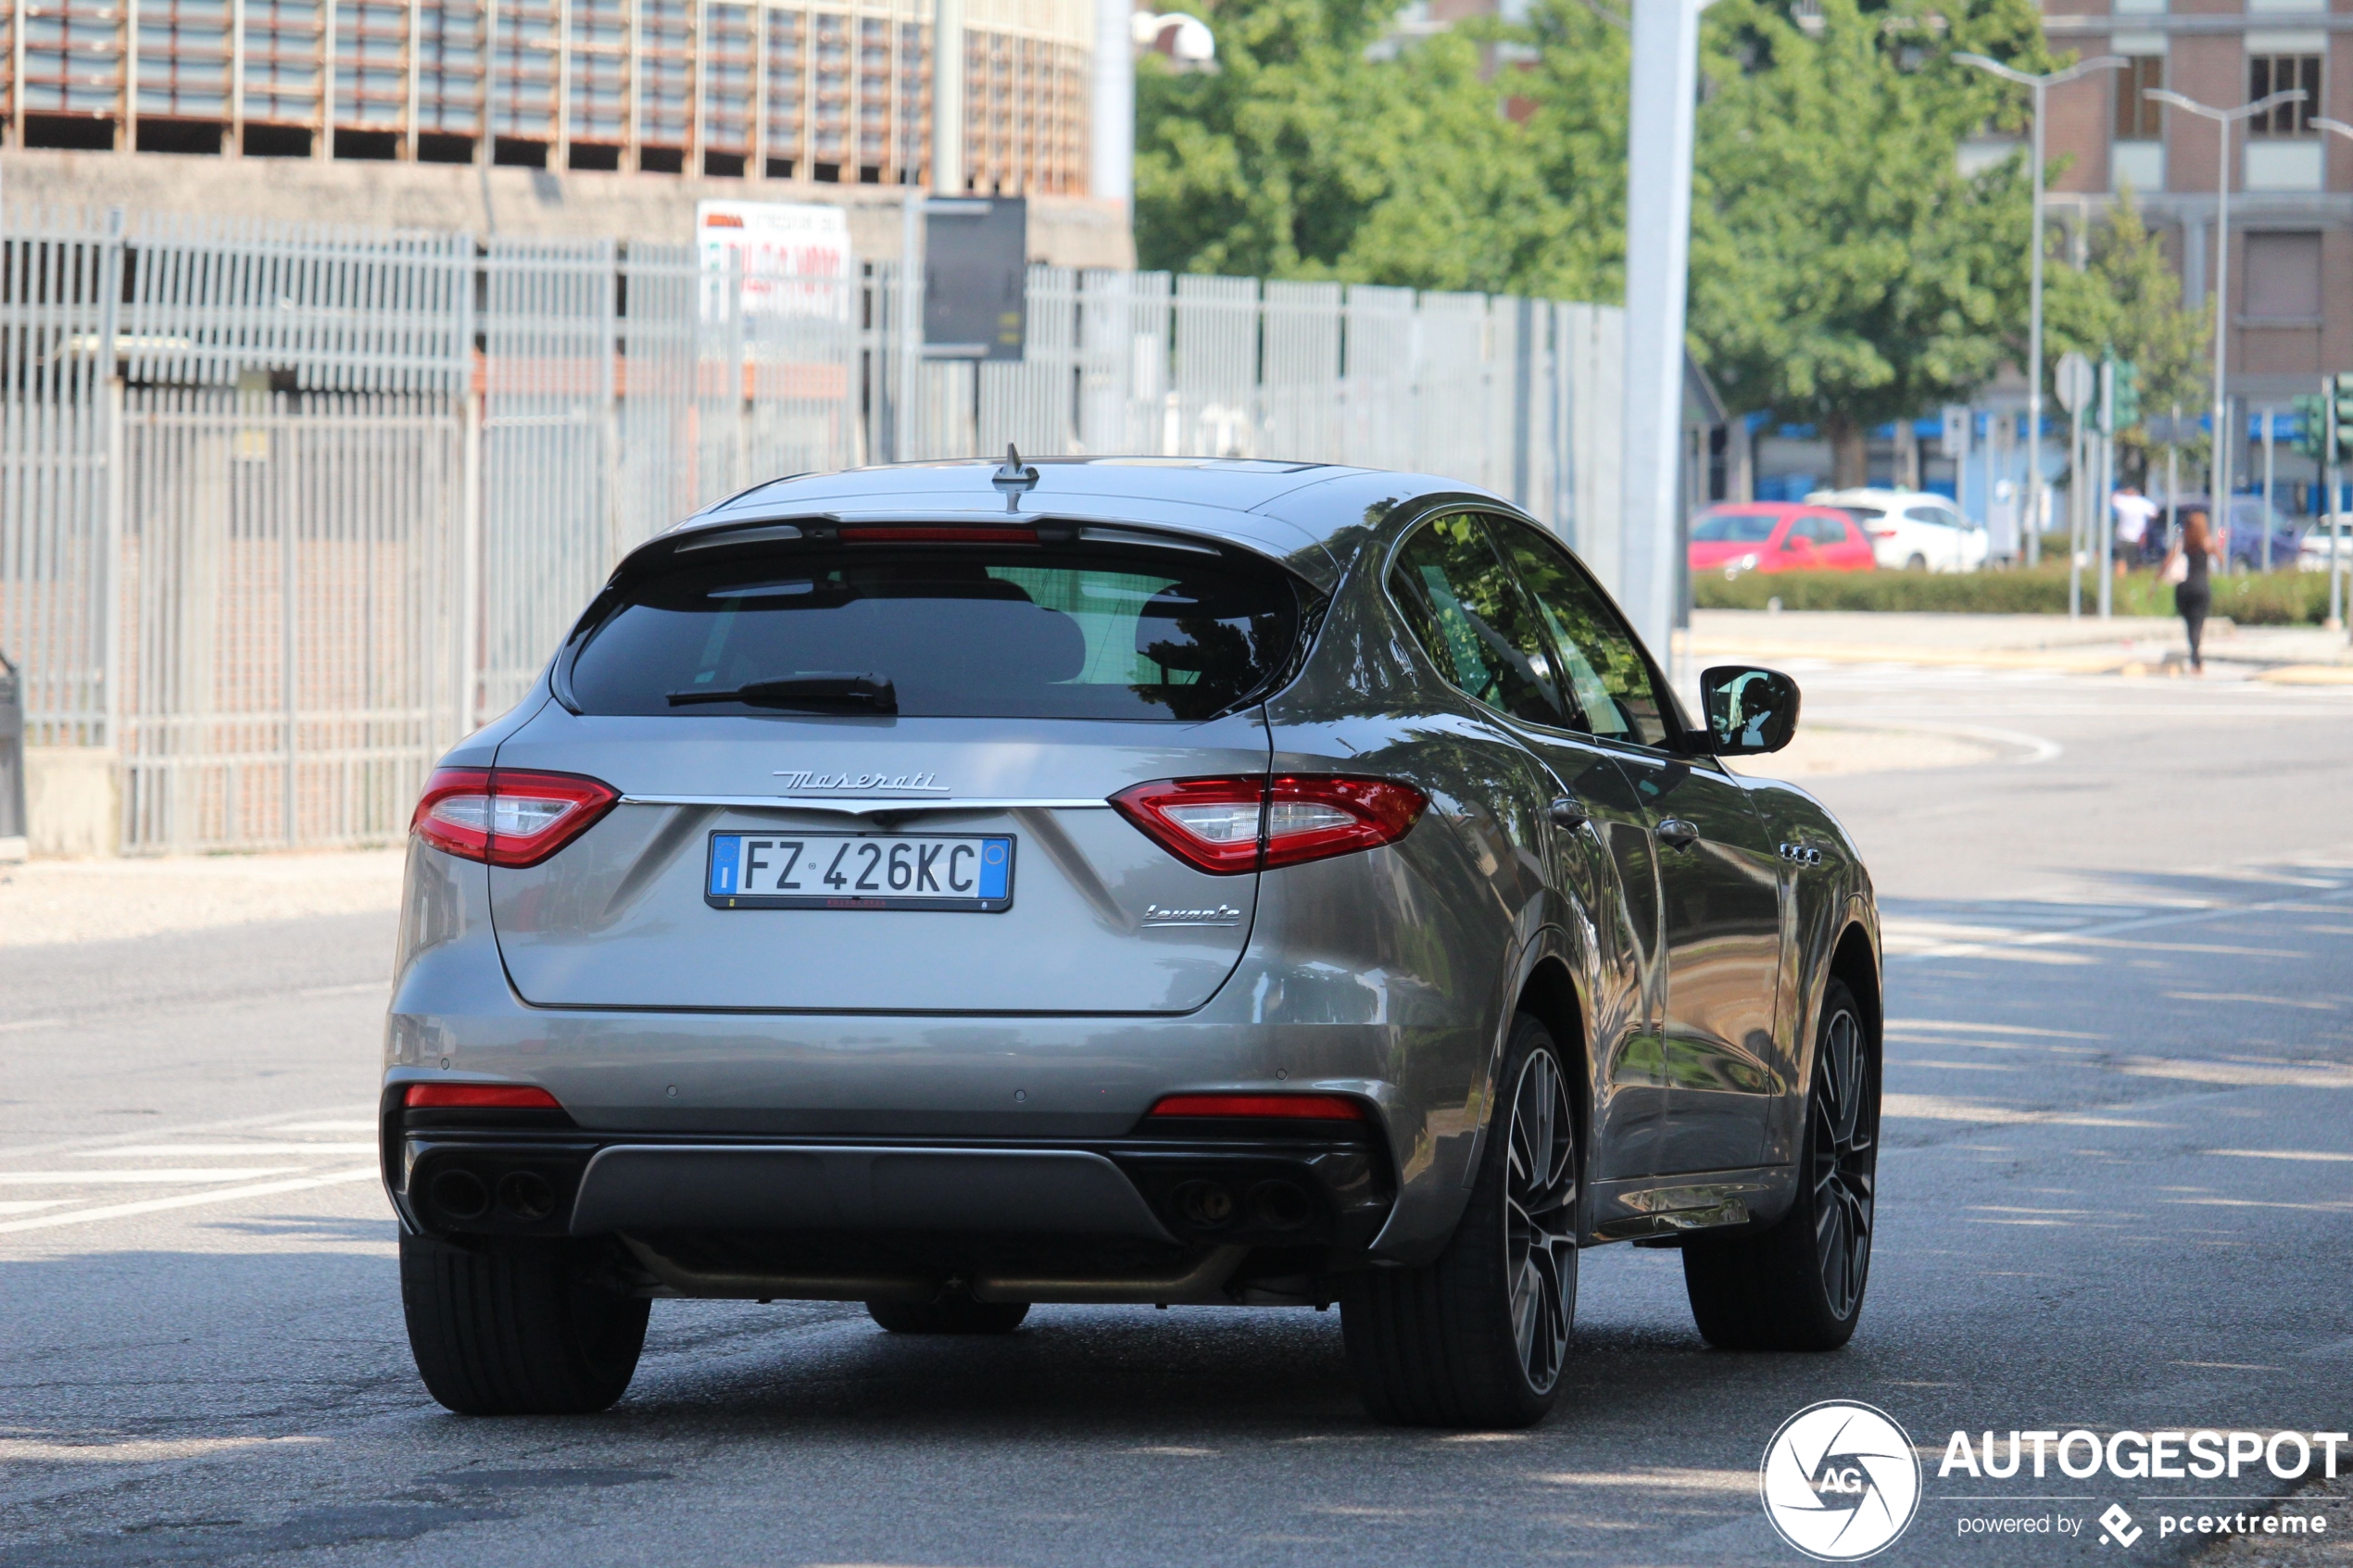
[[1619, 0, 1712, 669], [1957, 53, 2125, 575], [2108, 359, 2127, 621], [2262, 407, 2276, 572], [2145, 85, 2308, 552]]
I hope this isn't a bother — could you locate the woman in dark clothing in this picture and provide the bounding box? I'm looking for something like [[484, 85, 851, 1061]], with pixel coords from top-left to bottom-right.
[[2162, 508, 2221, 673]]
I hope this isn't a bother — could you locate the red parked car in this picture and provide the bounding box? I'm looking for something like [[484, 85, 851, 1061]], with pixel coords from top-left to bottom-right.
[[1691, 504, 1878, 577]]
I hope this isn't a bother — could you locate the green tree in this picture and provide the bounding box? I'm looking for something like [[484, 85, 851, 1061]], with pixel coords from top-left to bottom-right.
[[1134, 0, 1558, 292], [2044, 185, 2212, 477], [1681, 0, 2052, 487]]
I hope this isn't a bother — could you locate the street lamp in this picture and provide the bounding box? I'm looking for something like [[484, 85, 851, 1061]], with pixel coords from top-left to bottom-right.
[[1956, 52, 2124, 569], [2144, 86, 2308, 534]]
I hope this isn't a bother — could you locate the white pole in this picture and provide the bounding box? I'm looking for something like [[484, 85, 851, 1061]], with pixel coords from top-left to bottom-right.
[[1619, 0, 1708, 668], [2213, 112, 2233, 546], [2262, 406, 2275, 571], [932, 0, 964, 194], [2025, 81, 2046, 571], [2097, 359, 2114, 618], [1090, 0, 1132, 207]]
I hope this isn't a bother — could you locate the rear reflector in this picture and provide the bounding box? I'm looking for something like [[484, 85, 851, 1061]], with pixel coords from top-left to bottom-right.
[[838, 526, 1038, 545], [411, 766, 619, 868], [1148, 1093, 1367, 1122], [1109, 774, 1428, 875], [403, 1083, 564, 1110]]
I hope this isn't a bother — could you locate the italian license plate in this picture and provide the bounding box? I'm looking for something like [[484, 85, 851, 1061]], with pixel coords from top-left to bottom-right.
[[704, 832, 1014, 911]]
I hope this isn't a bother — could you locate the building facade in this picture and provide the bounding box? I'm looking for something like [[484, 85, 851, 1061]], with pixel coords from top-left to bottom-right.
[[2025, 0, 2351, 415], [0, 0, 1095, 196]]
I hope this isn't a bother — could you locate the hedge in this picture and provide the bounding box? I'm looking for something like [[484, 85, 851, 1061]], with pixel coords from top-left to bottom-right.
[[1691, 563, 2338, 625]]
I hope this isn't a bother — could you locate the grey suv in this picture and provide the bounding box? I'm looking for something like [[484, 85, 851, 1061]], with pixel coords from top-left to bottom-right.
[[385, 456, 1882, 1429]]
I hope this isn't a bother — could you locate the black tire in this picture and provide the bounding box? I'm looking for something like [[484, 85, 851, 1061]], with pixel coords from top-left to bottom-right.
[[1341, 1012, 1579, 1429], [866, 1294, 1030, 1335], [399, 1231, 649, 1414], [1905, 553, 1929, 572], [1682, 977, 1878, 1351]]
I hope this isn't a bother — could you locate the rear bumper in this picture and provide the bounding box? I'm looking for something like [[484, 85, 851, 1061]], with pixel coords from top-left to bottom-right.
[[389, 1110, 1393, 1304]]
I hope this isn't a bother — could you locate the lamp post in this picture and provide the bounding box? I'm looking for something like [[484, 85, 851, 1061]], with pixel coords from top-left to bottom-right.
[[1957, 52, 2124, 571], [2144, 86, 2308, 538]]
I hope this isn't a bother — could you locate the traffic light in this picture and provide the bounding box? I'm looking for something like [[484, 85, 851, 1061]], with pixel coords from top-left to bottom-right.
[[2335, 372, 2353, 463], [2111, 359, 2140, 432], [2294, 394, 2331, 461]]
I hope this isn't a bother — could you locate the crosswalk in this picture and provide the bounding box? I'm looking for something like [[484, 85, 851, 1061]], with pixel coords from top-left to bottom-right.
[[0, 1115, 382, 1236]]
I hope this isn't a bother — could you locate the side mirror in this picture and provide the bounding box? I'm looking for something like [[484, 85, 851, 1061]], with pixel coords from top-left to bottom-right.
[[1697, 665, 1800, 756]]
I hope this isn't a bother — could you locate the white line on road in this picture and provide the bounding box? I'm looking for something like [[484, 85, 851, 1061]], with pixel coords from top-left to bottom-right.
[[0, 1017, 67, 1034], [0, 1169, 302, 1185], [0, 1167, 381, 1236], [70, 1144, 377, 1157], [2205, 1148, 2353, 1163]]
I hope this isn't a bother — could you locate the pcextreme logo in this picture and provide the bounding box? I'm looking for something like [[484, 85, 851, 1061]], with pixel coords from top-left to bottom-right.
[[1760, 1400, 1925, 1562]]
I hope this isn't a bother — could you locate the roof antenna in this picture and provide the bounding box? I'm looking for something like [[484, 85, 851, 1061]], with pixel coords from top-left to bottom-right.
[[991, 443, 1039, 512]]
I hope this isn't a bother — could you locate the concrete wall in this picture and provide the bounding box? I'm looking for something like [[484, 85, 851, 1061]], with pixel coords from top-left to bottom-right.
[[0, 150, 1137, 270]]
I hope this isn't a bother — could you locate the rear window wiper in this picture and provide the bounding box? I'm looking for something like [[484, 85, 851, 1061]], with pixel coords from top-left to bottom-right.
[[666, 672, 898, 712]]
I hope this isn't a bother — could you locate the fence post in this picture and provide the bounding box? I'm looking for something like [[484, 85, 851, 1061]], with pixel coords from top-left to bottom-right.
[[461, 388, 484, 735], [0, 650, 25, 860]]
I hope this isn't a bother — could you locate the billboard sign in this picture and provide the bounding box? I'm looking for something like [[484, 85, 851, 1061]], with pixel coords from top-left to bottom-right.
[[697, 200, 855, 322], [924, 197, 1026, 361]]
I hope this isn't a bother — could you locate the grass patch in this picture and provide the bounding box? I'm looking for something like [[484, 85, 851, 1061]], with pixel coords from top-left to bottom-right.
[[1692, 565, 2337, 625]]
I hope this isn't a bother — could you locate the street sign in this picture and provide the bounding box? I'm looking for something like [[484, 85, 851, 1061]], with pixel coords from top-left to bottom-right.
[[2055, 352, 2095, 415], [924, 197, 1028, 361], [2110, 359, 2140, 431], [1940, 404, 1970, 455]]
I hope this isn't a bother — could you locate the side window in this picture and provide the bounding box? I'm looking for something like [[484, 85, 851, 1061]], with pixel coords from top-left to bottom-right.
[[1387, 515, 1567, 726], [1489, 520, 1671, 747]]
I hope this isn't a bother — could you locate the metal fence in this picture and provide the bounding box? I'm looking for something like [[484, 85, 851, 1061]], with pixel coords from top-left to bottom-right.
[[1, 204, 1623, 853]]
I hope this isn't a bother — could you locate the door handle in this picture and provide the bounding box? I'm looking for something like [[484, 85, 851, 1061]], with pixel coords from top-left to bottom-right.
[[1547, 796, 1591, 829], [1655, 817, 1701, 849]]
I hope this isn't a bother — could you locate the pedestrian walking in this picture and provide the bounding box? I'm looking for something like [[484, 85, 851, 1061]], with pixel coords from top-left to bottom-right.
[[2112, 484, 2158, 571], [2160, 508, 2221, 673]]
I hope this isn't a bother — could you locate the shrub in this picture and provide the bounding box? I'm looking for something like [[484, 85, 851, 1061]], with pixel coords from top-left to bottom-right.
[[1692, 565, 2335, 624]]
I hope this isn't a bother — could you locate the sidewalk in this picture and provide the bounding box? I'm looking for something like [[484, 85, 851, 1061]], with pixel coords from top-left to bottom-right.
[[1682, 609, 2353, 682]]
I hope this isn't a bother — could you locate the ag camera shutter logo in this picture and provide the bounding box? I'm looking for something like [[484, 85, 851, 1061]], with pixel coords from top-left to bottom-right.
[[1760, 1400, 1923, 1561]]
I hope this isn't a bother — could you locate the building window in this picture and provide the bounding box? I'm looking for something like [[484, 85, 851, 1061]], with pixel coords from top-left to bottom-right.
[[2243, 232, 2323, 322], [2248, 56, 2321, 135], [2115, 56, 2164, 139]]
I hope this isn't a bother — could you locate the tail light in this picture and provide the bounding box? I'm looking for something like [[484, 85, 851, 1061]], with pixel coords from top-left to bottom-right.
[[404, 1083, 565, 1110], [410, 767, 619, 868], [1109, 774, 1427, 875], [1147, 1093, 1366, 1122], [1869, 529, 1899, 539]]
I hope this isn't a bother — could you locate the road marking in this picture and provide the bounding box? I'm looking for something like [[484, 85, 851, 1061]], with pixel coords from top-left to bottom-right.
[[0, 1017, 67, 1034], [73, 1143, 376, 1157], [2204, 1148, 2353, 1163], [0, 1169, 303, 1184], [0, 1436, 327, 1463], [0, 1105, 375, 1164], [2166, 990, 2342, 1010], [294, 982, 388, 998], [0, 1167, 380, 1236]]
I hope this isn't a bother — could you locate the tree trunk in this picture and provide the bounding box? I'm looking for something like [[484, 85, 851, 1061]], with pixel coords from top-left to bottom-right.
[[1824, 412, 1869, 491]]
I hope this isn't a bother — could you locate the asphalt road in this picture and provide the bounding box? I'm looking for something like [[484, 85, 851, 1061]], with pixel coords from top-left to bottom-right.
[[5, 659, 2352, 1568]]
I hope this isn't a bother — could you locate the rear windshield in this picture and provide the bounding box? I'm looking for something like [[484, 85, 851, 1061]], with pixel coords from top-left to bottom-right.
[[569, 544, 1304, 721], [1692, 510, 1780, 544]]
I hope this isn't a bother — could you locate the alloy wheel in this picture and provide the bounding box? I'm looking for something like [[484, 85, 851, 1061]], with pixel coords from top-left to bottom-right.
[[1503, 1048, 1578, 1394], [1811, 1007, 1876, 1320]]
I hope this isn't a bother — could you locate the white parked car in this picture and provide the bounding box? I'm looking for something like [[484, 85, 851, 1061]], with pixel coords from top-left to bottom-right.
[[1808, 488, 1990, 573]]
